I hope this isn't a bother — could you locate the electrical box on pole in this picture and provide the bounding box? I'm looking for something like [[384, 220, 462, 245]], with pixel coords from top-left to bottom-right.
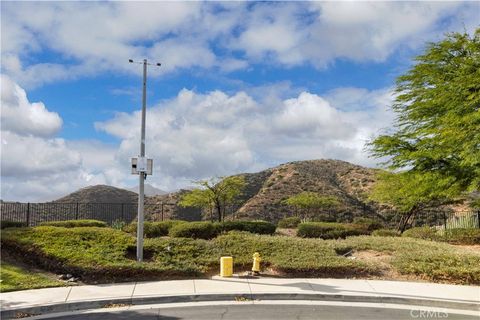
[[131, 157, 153, 175]]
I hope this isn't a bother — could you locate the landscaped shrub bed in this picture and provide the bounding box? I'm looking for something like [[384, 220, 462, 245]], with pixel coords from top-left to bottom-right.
[[0, 221, 27, 229], [371, 228, 400, 237], [443, 228, 480, 245], [219, 221, 276, 235], [352, 217, 383, 231], [340, 235, 480, 284], [40, 220, 107, 228], [403, 227, 480, 245], [123, 220, 276, 239], [123, 220, 186, 238], [297, 222, 369, 239], [169, 221, 220, 239], [277, 217, 301, 228], [311, 213, 337, 222], [402, 227, 439, 241], [0, 226, 143, 280], [2, 226, 479, 285]]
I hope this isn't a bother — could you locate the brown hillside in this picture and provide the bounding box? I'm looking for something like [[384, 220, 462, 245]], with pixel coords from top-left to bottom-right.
[[147, 159, 382, 222], [235, 159, 380, 221], [54, 185, 138, 203]]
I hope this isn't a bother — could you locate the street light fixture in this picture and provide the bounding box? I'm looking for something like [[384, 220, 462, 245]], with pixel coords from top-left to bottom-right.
[[129, 58, 161, 262]]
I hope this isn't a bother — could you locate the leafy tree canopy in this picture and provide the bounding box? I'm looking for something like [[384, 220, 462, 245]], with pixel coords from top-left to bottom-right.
[[283, 192, 339, 210], [369, 171, 462, 213], [179, 176, 246, 222], [369, 29, 480, 202]]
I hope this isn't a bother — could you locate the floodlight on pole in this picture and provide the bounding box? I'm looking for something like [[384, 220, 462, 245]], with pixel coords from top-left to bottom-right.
[[129, 58, 161, 263]]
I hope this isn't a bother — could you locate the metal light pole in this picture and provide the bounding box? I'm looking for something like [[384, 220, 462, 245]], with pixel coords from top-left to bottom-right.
[[129, 58, 161, 262]]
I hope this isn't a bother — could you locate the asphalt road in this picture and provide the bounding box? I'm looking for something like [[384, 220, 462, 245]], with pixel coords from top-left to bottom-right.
[[47, 304, 477, 320]]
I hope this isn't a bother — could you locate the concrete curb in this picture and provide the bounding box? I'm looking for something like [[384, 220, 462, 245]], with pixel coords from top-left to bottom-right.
[[2, 292, 479, 319]]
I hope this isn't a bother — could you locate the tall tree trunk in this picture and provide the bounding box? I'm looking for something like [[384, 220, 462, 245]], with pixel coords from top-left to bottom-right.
[[215, 202, 222, 222], [398, 208, 417, 233]]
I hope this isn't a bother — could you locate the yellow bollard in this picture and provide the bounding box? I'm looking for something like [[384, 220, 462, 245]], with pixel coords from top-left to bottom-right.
[[220, 256, 233, 277], [252, 252, 261, 274]]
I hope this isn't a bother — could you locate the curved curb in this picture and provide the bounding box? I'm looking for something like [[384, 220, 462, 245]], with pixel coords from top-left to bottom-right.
[[2, 293, 479, 319]]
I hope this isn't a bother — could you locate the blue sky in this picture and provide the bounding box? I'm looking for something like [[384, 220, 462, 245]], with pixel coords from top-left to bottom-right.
[[1, 1, 479, 201]]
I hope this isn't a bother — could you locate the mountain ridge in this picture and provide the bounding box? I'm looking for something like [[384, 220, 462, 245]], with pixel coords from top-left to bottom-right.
[[148, 159, 382, 222]]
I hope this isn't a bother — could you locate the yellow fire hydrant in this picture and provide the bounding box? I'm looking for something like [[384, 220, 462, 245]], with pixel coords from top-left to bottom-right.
[[252, 252, 261, 274]]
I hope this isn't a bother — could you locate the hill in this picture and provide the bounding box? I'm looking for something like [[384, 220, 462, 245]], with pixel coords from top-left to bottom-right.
[[148, 159, 382, 222], [54, 185, 138, 203], [127, 184, 167, 196], [234, 159, 379, 221]]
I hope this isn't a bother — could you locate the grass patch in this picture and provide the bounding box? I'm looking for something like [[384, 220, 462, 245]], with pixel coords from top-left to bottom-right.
[[0, 261, 65, 292]]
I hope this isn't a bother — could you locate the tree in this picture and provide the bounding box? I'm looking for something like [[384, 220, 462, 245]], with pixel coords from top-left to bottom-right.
[[369, 171, 462, 231], [178, 176, 246, 222], [368, 29, 480, 230], [283, 192, 339, 220]]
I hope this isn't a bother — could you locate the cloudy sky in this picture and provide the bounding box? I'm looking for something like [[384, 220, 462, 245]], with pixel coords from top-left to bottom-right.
[[1, 1, 479, 201]]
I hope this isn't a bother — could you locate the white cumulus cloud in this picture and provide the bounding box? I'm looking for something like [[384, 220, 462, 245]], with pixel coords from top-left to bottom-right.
[[1, 2, 477, 88], [1, 74, 62, 137], [0, 77, 125, 201], [96, 86, 395, 192]]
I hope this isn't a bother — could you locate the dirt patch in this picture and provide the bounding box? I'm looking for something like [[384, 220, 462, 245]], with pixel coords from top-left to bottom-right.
[[452, 244, 480, 256], [276, 228, 297, 237], [351, 250, 428, 282], [125, 246, 155, 261]]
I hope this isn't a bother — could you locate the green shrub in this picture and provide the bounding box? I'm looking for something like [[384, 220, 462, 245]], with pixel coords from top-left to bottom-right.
[[220, 221, 276, 235], [169, 221, 220, 239], [277, 217, 301, 228], [443, 228, 480, 245], [40, 220, 107, 228], [0, 221, 27, 229], [124, 220, 185, 238], [311, 213, 337, 223], [402, 227, 439, 241], [402, 226, 480, 245], [297, 222, 368, 239], [371, 228, 400, 237], [353, 217, 383, 231], [111, 220, 126, 230]]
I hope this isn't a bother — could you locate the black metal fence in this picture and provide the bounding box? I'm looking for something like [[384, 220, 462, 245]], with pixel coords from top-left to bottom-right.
[[0, 202, 142, 226], [1, 201, 479, 230]]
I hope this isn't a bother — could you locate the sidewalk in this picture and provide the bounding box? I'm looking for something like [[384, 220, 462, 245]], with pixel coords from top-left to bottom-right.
[[1, 277, 479, 318]]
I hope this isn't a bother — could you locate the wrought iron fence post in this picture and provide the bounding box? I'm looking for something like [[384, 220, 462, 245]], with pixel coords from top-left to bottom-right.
[[75, 202, 79, 220], [121, 203, 125, 221], [161, 203, 164, 221], [443, 212, 447, 231], [26, 203, 30, 226], [477, 210, 480, 229]]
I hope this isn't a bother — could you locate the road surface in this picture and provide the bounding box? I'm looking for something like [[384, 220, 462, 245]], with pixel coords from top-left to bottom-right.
[[46, 303, 477, 320]]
